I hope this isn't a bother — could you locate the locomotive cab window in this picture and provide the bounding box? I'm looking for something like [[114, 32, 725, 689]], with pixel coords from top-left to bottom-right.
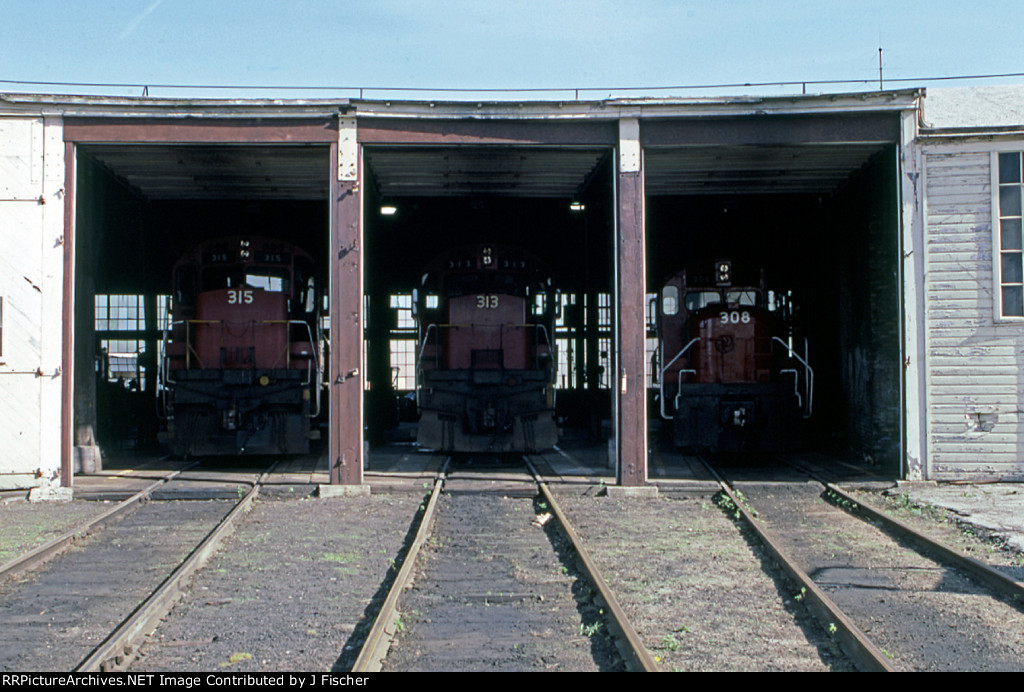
[[725, 290, 760, 307], [662, 285, 679, 315], [201, 266, 243, 291], [685, 290, 722, 311], [245, 269, 288, 293], [174, 265, 198, 308]]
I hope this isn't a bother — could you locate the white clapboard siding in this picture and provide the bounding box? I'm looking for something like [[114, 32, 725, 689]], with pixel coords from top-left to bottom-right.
[[0, 115, 63, 487], [925, 149, 1024, 480]]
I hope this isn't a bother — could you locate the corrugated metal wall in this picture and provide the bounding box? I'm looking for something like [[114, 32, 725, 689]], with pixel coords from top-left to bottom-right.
[[0, 115, 64, 489], [925, 148, 1024, 480]]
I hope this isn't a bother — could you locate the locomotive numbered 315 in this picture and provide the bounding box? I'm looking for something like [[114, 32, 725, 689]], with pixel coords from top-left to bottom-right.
[[161, 236, 323, 456], [656, 259, 813, 452], [414, 244, 558, 453]]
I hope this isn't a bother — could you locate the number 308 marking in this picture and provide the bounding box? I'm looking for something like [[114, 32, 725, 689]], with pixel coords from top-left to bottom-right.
[[720, 310, 750, 324]]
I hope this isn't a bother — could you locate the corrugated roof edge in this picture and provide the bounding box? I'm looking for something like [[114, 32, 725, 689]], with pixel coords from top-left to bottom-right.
[[921, 84, 1024, 133], [0, 89, 924, 121]]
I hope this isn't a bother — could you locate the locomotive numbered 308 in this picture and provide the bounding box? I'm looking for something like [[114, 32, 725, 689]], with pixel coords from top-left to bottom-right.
[[415, 245, 558, 453], [656, 260, 813, 452], [161, 236, 323, 456]]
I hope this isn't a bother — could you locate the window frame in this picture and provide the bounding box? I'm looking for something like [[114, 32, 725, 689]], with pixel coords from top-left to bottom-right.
[[994, 150, 1024, 320]]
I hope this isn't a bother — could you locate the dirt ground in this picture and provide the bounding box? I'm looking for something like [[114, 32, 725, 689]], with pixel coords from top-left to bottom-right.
[[553, 487, 852, 672], [130, 493, 423, 672], [740, 480, 1024, 671]]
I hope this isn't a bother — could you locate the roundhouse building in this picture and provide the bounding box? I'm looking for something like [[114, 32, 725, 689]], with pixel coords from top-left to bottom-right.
[[1, 86, 1023, 492]]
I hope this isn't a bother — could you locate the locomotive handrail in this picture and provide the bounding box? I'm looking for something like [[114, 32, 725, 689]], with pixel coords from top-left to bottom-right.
[[772, 337, 813, 417], [417, 323, 439, 371], [165, 317, 323, 417], [659, 337, 700, 420], [780, 369, 803, 411], [259, 319, 323, 418], [416, 322, 554, 372]]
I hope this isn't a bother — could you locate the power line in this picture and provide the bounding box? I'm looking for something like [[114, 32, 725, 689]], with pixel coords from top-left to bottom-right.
[[2, 71, 1024, 98]]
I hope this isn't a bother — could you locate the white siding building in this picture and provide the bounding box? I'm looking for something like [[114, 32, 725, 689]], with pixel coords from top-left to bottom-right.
[[0, 114, 65, 489], [920, 86, 1024, 480]]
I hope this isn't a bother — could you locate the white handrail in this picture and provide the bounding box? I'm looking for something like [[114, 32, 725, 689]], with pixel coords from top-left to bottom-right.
[[772, 337, 813, 417], [659, 337, 700, 420]]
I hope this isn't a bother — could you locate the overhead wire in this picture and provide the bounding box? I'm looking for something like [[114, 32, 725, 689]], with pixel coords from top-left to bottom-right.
[[2, 71, 1024, 98]]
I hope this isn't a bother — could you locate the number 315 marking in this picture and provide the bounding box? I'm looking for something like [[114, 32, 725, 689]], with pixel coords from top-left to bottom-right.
[[228, 289, 254, 305], [476, 294, 499, 309]]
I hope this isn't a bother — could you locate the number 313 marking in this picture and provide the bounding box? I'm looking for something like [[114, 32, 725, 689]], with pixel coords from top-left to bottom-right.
[[476, 295, 499, 309]]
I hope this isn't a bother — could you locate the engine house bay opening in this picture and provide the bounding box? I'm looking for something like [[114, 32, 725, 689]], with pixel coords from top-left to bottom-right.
[[645, 127, 902, 474], [70, 138, 331, 469], [360, 143, 617, 466]]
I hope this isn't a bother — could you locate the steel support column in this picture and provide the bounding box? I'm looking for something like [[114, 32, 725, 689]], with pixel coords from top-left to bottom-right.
[[329, 117, 364, 485], [616, 119, 647, 486], [61, 142, 76, 487]]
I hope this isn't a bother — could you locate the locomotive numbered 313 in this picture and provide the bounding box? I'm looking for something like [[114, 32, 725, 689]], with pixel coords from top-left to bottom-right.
[[414, 244, 558, 453], [161, 236, 323, 456], [655, 259, 813, 452]]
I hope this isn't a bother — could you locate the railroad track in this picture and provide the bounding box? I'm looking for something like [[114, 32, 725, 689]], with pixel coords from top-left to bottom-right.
[[0, 466, 195, 582], [0, 461, 274, 672], [704, 457, 1024, 672], [353, 454, 656, 673]]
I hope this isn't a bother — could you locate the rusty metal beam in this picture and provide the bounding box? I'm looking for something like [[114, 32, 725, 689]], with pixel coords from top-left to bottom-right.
[[642, 113, 900, 148], [329, 130, 364, 485], [358, 118, 616, 146], [63, 117, 338, 144], [61, 142, 76, 487], [616, 119, 647, 487]]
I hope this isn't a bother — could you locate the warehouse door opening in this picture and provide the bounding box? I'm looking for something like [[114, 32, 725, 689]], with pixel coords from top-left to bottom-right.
[[644, 114, 903, 474], [359, 136, 617, 470], [69, 133, 331, 471]]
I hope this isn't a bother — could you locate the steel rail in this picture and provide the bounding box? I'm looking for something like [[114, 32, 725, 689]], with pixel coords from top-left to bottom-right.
[[700, 459, 895, 672], [74, 462, 277, 672], [528, 460, 659, 672], [351, 461, 449, 673], [0, 465, 196, 582], [797, 471, 1024, 603]]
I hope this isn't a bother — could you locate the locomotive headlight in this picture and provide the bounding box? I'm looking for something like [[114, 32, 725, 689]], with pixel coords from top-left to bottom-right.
[[482, 246, 493, 265], [715, 259, 732, 286], [259, 375, 270, 386]]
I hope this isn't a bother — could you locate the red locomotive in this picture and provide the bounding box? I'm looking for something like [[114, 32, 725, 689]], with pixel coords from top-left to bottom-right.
[[161, 236, 323, 456], [656, 259, 812, 452], [414, 244, 558, 453]]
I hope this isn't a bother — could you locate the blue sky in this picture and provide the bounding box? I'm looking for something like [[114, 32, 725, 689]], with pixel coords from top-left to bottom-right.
[[2, 1, 1022, 99]]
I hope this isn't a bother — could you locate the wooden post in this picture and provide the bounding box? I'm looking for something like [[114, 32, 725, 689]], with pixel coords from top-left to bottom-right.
[[616, 118, 647, 486], [329, 117, 364, 485]]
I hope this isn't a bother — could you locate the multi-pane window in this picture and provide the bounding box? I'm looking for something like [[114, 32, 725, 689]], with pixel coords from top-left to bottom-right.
[[99, 339, 145, 386], [645, 292, 658, 388], [389, 294, 417, 390], [390, 339, 417, 390], [93, 294, 170, 390], [998, 152, 1024, 317], [390, 294, 415, 329], [95, 294, 144, 331], [555, 292, 576, 389]]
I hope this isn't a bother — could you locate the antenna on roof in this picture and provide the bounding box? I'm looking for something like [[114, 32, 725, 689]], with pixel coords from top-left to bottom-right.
[[879, 47, 884, 90]]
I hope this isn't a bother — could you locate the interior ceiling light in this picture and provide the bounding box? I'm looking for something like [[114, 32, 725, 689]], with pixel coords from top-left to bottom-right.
[[380, 205, 398, 216]]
